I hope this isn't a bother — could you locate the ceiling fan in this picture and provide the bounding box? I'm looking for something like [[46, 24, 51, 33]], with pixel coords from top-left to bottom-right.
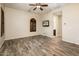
[[29, 3, 48, 11]]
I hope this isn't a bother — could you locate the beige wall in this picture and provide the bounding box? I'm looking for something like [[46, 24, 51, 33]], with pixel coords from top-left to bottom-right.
[[62, 4, 79, 45], [5, 7, 40, 40]]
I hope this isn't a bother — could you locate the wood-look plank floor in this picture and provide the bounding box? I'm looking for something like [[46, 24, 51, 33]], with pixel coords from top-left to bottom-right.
[[0, 35, 79, 56]]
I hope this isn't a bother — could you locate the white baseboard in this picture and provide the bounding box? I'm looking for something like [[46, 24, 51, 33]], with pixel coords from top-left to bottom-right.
[[0, 35, 5, 48], [0, 40, 4, 48]]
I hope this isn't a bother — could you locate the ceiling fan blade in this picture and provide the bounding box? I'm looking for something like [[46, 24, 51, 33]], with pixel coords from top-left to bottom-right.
[[41, 4, 48, 7], [29, 4, 36, 6], [33, 7, 37, 10], [40, 7, 43, 11]]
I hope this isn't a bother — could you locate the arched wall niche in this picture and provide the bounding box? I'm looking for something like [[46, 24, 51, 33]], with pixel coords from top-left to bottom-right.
[[30, 18, 36, 32]]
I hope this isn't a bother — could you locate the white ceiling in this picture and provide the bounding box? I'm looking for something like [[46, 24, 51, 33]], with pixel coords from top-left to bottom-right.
[[4, 3, 64, 14]]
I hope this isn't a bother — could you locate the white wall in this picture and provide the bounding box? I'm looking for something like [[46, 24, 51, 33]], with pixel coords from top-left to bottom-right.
[[0, 5, 1, 47], [62, 4, 79, 45], [53, 15, 59, 37], [56, 15, 62, 37], [5, 7, 40, 40], [0, 4, 5, 48], [39, 8, 62, 38], [4, 4, 79, 45], [40, 13, 54, 38], [39, 4, 79, 45], [0, 4, 1, 37]]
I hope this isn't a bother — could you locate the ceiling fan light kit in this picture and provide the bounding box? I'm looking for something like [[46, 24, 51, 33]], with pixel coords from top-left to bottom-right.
[[29, 3, 48, 11], [36, 6, 40, 8]]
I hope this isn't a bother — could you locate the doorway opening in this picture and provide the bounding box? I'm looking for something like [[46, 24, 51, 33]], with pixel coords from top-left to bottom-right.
[[53, 12, 62, 38]]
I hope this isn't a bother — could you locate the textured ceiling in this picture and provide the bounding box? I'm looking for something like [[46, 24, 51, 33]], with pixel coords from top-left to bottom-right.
[[4, 3, 64, 14]]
